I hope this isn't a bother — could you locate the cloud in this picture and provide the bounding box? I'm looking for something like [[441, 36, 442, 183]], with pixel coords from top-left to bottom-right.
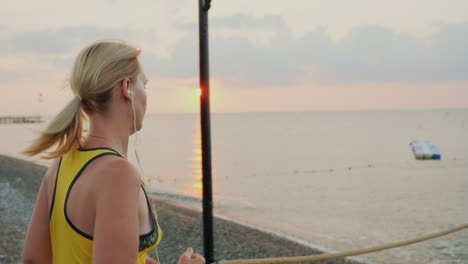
[[140, 30, 297, 87], [313, 25, 432, 83], [0, 24, 157, 72], [311, 23, 468, 83], [0, 25, 155, 55], [0, 68, 28, 83], [210, 13, 290, 33], [147, 14, 468, 87], [143, 14, 296, 86], [175, 13, 286, 30], [1, 15, 468, 88]]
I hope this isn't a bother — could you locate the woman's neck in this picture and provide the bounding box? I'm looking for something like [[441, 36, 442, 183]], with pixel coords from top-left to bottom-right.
[[82, 118, 130, 158]]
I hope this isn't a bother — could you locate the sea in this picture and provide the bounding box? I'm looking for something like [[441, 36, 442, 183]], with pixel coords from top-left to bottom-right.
[[1, 109, 467, 264]]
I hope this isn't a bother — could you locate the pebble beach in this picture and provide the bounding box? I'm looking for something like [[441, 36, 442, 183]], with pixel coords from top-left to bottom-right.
[[0, 154, 363, 264]]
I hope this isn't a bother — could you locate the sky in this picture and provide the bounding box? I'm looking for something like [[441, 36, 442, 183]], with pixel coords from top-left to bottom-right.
[[1, 0, 468, 115]]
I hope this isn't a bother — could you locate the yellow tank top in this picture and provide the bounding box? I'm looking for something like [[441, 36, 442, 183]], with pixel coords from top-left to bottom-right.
[[49, 147, 163, 264]]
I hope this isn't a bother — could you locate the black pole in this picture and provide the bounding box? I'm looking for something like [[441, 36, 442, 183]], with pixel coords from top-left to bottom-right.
[[198, 1, 214, 264]]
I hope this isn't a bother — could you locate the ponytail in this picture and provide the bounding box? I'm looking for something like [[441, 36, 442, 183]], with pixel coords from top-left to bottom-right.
[[22, 96, 83, 159], [22, 39, 141, 159]]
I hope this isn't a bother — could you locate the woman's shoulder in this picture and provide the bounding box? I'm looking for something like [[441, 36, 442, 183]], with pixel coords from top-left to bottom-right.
[[90, 155, 141, 189], [43, 157, 61, 193]]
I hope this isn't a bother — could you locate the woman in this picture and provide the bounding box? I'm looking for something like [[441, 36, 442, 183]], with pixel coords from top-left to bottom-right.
[[21, 40, 205, 264]]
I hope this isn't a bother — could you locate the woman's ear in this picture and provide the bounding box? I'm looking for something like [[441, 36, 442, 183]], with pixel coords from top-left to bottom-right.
[[119, 78, 132, 101]]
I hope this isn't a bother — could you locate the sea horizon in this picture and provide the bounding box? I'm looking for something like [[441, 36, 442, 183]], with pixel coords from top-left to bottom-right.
[[4, 106, 468, 119]]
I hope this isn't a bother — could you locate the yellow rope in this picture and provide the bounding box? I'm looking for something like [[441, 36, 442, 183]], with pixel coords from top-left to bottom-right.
[[216, 223, 468, 264]]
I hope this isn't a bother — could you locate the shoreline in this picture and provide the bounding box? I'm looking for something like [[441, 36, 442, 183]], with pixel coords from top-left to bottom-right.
[[0, 154, 365, 264], [150, 191, 378, 264], [153, 195, 376, 264]]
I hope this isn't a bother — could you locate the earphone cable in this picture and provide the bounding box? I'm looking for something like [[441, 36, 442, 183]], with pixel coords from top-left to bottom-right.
[[131, 93, 162, 264]]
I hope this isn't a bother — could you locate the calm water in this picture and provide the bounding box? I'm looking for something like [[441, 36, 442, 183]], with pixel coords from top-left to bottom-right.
[[1, 109, 468, 264]]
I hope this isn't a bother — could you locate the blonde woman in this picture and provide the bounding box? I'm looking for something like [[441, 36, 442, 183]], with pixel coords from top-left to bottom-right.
[[21, 40, 205, 264]]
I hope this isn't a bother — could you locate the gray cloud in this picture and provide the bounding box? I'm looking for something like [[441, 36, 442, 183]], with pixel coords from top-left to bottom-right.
[[312, 23, 468, 83], [174, 13, 291, 40], [0, 24, 156, 71], [0, 68, 28, 83], [0, 25, 151, 55], [1, 15, 468, 87], [140, 30, 297, 87], [145, 14, 468, 87], [143, 14, 297, 86], [211, 13, 290, 34], [140, 36, 198, 79]]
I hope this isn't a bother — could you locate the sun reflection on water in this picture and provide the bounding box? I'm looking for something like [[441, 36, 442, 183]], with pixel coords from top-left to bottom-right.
[[183, 116, 203, 198]]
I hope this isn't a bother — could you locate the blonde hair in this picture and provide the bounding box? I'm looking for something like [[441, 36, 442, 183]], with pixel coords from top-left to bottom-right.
[[23, 40, 142, 159]]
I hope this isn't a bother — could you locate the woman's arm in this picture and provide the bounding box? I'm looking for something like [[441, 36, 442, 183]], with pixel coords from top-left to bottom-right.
[[22, 164, 55, 264], [146, 256, 159, 264], [92, 157, 141, 264]]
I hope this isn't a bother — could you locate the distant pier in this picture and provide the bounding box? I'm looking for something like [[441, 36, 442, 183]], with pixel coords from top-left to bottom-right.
[[0, 116, 43, 124]]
